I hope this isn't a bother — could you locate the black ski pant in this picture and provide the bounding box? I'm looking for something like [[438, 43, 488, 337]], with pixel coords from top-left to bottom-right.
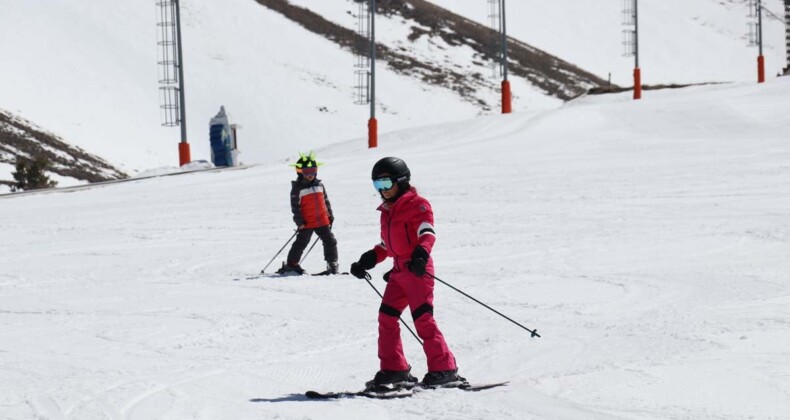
[[286, 225, 337, 265]]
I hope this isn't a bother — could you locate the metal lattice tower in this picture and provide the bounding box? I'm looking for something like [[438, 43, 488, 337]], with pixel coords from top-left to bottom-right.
[[621, 0, 636, 25], [621, 0, 637, 57], [353, 0, 371, 105], [747, 0, 761, 46], [155, 0, 190, 165], [621, 0, 641, 99], [157, 0, 180, 127], [351, 0, 378, 148], [747, 0, 765, 82], [622, 29, 637, 57], [487, 0, 502, 78], [486, 0, 511, 113], [747, 21, 760, 47], [748, 0, 759, 19], [786, 0, 790, 69]]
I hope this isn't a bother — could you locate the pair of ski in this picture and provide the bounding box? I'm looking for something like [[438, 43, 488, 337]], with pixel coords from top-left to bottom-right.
[[269, 271, 349, 277], [305, 380, 508, 400], [241, 271, 348, 280]]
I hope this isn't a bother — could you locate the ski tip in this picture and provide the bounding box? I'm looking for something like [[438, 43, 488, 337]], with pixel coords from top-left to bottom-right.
[[311, 271, 350, 276], [305, 390, 350, 399], [457, 381, 509, 392], [304, 391, 325, 399]]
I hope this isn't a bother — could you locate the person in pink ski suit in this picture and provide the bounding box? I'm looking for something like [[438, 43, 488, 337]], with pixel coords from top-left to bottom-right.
[[350, 157, 461, 388]]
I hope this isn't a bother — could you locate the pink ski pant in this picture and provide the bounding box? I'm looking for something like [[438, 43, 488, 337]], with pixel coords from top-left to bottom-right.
[[377, 263, 456, 372]]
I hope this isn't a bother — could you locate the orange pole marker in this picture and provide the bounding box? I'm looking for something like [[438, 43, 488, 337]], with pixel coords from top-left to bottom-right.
[[178, 142, 191, 166], [757, 55, 765, 83], [368, 118, 378, 149], [633, 67, 642, 100], [501, 80, 512, 114]]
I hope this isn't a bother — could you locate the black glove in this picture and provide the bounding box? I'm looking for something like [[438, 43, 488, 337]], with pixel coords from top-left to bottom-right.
[[358, 250, 377, 270], [382, 269, 392, 283], [350, 250, 378, 279], [350, 262, 368, 279], [407, 246, 429, 276]]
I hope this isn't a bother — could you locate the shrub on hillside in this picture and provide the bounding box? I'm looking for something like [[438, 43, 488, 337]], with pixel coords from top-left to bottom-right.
[[11, 156, 58, 192]]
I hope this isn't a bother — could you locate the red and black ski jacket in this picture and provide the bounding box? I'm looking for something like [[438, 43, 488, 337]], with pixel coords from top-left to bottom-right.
[[290, 178, 333, 229]]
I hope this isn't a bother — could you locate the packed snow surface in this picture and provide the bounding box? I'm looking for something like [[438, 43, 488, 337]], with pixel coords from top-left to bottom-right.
[[2, 78, 789, 419]]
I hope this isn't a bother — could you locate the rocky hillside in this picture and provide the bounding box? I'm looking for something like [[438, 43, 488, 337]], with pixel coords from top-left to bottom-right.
[[255, 0, 613, 108], [0, 109, 127, 191], [1, 0, 614, 192]]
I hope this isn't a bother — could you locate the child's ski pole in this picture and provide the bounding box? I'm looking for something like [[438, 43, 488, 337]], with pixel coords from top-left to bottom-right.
[[261, 230, 299, 274]]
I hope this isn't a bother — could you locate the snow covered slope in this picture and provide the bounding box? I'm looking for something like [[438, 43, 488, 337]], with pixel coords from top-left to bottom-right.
[[0, 0, 472, 173], [2, 78, 789, 419], [431, 0, 788, 86], [2, 0, 785, 178], [0, 0, 558, 175]]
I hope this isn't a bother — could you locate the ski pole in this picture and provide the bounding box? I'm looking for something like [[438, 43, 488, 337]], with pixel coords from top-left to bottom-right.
[[299, 237, 320, 265], [260, 229, 299, 274], [430, 274, 540, 338], [363, 272, 423, 346], [301, 224, 331, 265]]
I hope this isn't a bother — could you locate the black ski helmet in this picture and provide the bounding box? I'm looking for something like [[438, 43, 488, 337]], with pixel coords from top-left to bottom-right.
[[371, 157, 410, 183]]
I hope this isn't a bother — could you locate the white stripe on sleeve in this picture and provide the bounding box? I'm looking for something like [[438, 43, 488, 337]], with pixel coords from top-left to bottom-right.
[[417, 221, 435, 237]]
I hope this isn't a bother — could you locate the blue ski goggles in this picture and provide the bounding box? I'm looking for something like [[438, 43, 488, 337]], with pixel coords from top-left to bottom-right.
[[372, 177, 395, 192]]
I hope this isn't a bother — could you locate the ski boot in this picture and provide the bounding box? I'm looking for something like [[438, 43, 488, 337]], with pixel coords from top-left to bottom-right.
[[275, 262, 305, 276], [314, 261, 340, 276], [365, 367, 418, 392], [421, 369, 466, 388]]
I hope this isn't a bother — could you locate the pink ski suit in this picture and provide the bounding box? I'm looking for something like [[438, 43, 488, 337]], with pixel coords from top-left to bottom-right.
[[369, 187, 457, 372]]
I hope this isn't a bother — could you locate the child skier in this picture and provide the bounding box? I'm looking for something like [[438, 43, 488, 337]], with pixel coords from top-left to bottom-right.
[[350, 157, 461, 389], [276, 151, 339, 276]]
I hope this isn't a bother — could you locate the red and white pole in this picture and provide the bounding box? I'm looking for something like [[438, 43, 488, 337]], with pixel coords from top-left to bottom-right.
[[633, 67, 642, 100]]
